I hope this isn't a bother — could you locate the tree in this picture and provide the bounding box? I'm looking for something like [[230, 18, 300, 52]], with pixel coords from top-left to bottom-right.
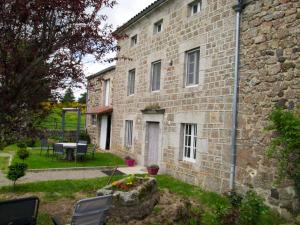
[[0, 0, 118, 147], [62, 88, 75, 103], [7, 163, 28, 189], [78, 92, 87, 104]]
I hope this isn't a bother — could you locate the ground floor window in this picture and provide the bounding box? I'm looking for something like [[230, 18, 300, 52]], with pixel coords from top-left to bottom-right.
[[124, 120, 133, 148], [183, 123, 197, 162], [91, 114, 97, 126]]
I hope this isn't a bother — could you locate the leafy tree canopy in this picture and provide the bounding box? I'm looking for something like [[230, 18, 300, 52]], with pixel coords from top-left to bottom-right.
[[62, 88, 75, 103], [0, 0, 117, 146], [78, 92, 87, 104]]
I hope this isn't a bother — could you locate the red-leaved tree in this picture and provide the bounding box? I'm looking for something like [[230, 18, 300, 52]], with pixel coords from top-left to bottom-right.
[[0, 0, 117, 147]]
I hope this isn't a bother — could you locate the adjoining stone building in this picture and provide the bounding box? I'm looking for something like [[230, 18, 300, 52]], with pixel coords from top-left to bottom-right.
[[87, 0, 300, 215]]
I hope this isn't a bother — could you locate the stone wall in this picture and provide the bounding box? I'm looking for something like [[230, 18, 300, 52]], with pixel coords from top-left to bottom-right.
[[86, 70, 115, 146], [111, 0, 236, 192], [237, 0, 300, 215]]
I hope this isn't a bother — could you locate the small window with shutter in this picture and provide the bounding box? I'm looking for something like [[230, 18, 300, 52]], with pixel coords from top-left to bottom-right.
[[151, 61, 161, 92], [185, 48, 200, 86], [128, 69, 135, 96], [124, 120, 133, 148]]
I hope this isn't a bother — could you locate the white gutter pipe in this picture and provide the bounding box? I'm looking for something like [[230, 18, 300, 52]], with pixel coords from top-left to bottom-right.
[[230, 0, 244, 191]]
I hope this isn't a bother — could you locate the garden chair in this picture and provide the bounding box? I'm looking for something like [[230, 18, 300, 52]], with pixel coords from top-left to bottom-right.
[[51, 195, 112, 225], [78, 140, 88, 144], [0, 196, 40, 225], [40, 138, 53, 156], [75, 144, 88, 162], [53, 143, 64, 160]]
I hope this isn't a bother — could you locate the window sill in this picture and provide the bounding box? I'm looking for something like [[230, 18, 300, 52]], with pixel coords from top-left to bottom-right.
[[151, 90, 160, 93], [180, 158, 196, 164], [127, 94, 135, 97], [185, 84, 199, 88]]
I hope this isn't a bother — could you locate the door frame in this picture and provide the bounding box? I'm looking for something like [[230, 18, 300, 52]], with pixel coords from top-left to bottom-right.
[[141, 114, 164, 167], [98, 113, 112, 150]]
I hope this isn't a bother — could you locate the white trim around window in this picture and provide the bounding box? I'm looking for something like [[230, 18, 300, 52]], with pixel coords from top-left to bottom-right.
[[185, 48, 200, 87], [127, 69, 135, 96], [183, 123, 197, 162], [151, 60, 161, 92], [124, 120, 133, 149]]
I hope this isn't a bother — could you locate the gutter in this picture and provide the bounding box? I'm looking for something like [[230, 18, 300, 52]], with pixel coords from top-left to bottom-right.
[[230, 0, 245, 191]]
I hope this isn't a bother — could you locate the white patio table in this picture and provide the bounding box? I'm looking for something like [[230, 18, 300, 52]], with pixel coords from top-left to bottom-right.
[[56, 142, 87, 161]]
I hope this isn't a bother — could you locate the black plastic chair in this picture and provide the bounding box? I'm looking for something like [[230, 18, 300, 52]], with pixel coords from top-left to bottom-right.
[[53, 143, 64, 160], [75, 144, 88, 162], [51, 195, 112, 225], [0, 196, 39, 225]]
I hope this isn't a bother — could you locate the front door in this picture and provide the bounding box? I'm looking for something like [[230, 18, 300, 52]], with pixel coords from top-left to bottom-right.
[[99, 115, 108, 150], [146, 122, 160, 166]]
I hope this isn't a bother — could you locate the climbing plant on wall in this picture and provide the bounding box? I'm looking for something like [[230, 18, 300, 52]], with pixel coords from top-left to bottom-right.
[[266, 106, 300, 200]]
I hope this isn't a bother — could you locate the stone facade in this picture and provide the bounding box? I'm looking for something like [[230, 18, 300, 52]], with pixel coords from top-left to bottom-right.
[[86, 66, 115, 146], [112, 0, 236, 193], [86, 0, 300, 215], [236, 0, 300, 215]]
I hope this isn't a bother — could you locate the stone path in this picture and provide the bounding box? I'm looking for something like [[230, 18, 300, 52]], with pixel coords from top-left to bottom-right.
[[0, 166, 147, 187]]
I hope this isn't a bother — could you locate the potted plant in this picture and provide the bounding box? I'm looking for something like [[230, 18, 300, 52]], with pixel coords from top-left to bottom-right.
[[125, 156, 135, 167], [147, 164, 159, 175]]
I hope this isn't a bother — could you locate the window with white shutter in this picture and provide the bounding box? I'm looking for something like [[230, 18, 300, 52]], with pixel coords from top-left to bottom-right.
[[183, 123, 197, 162], [124, 120, 133, 148], [151, 61, 161, 91], [128, 69, 135, 96], [185, 48, 200, 86]]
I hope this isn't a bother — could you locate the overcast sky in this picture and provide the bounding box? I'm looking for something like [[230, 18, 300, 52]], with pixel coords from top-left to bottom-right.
[[73, 0, 156, 98]]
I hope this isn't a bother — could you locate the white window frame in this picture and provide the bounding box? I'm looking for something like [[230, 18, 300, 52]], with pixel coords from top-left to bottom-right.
[[154, 19, 163, 34], [91, 114, 97, 126], [103, 79, 110, 106], [151, 60, 161, 92], [131, 35, 138, 47], [127, 69, 135, 96], [185, 48, 200, 87], [183, 123, 197, 162], [124, 120, 133, 148], [189, 0, 202, 16]]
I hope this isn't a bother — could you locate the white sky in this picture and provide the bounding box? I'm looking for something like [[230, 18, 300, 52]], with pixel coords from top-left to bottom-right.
[[74, 0, 157, 99]]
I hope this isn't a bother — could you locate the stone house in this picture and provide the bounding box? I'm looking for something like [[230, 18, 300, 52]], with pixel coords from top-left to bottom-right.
[[87, 0, 300, 215]]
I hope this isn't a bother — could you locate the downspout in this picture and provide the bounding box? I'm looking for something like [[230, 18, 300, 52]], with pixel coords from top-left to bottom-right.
[[230, 0, 244, 191]]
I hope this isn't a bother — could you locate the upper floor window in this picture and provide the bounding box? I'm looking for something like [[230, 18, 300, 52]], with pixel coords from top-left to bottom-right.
[[91, 114, 97, 126], [128, 69, 135, 96], [103, 79, 110, 106], [151, 61, 161, 92], [183, 123, 197, 162], [189, 0, 202, 16], [124, 120, 133, 148], [185, 48, 200, 86], [131, 35, 138, 47], [154, 19, 163, 34]]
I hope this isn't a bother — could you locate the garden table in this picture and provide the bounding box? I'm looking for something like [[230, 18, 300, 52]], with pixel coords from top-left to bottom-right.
[[56, 142, 87, 161]]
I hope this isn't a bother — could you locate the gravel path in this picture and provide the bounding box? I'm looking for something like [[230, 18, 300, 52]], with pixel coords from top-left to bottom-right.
[[0, 169, 107, 187]]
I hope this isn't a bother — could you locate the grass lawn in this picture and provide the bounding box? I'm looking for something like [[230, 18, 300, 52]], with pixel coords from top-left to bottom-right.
[[39, 107, 85, 130], [0, 175, 285, 225], [4, 144, 124, 169], [0, 156, 9, 172]]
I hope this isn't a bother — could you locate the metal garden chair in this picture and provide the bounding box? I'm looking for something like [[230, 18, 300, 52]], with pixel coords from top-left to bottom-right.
[[53, 143, 64, 160], [75, 144, 88, 162], [0, 196, 40, 225], [51, 195, 112, 225]]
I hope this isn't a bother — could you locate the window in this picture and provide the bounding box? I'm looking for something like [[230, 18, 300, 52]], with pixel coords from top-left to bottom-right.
[[103, 79, 110, 106], [91, 114, 97, 126], [131, 35, 138, 47], [151, 61, 161, 91], [185, 48, 200, 86], [128, 69, 135, 96], [154, 19, 163, 34], [124, 120, 133, 148], [189, 0, 202, 16], [183, 124, 197, 162]]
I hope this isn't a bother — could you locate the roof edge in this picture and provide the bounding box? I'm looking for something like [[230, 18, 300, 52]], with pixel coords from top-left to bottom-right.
[[86, 65, 116, 80], [114, 0, 168, 35]]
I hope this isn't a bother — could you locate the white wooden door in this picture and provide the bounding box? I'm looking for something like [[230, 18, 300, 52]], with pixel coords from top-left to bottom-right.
[[100, 115, 108, 149], [146, 122, 159, 165]]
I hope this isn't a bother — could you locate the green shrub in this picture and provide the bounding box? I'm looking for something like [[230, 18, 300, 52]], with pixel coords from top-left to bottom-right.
[[266, 106, 300, 200], [25, 138, 36, 147], [17, 148, 30, 161], [238, 190, 267, 225], [16, 142, 27, 149], [7, 163, 28, 189]]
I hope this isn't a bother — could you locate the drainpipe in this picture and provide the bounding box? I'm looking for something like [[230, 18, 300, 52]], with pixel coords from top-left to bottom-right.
[[230, 0, 244, 191]]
